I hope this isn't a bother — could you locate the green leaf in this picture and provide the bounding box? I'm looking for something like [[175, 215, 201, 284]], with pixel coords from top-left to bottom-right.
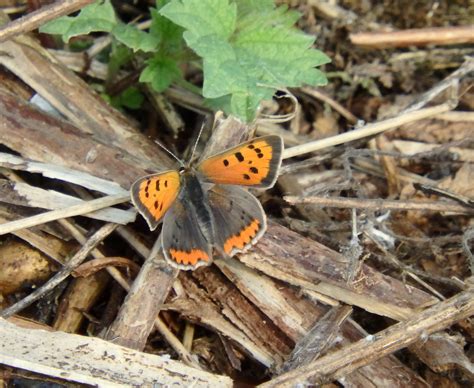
[[107, 43, 133, 81], [149, 6, 184, 55], [111, 86, 145, 109], [160, 0, 236, 41], [140, 55, 182, 92], [112, 23, 158, 52], [160, 0, 330, 122], [40, 0, 117, 42]]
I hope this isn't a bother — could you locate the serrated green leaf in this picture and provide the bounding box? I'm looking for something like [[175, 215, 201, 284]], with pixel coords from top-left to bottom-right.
[[112, 24, 158, 52], [237, 0, 298, 27], [160, 0, 330, 122], [140, 55, 182, 92], [160, 0, 236, 40], [39, 0, 117, 42]]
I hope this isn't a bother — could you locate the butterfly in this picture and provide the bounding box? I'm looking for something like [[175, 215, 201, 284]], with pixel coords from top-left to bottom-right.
[[130, 135, 283, 270]]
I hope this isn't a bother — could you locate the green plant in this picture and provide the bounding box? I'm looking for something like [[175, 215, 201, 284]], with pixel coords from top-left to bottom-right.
[[40, 0, 330, 122]]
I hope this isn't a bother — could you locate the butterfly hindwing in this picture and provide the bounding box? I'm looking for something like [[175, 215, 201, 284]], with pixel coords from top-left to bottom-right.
[[207, 185, 266, 257], [130, 171, 180, 231], [197, 135, 283, 189], [162, 198, 212, 270]]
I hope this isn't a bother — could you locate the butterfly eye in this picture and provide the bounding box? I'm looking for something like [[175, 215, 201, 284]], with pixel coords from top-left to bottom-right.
[[178, 166, 186, 174]]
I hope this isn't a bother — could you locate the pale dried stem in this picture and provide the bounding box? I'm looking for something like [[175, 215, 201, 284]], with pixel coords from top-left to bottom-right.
[[284, 195, 474, 214], [350, 26, 474, 48], [283, 103, 452, 159], [0, 194, 129, 235]]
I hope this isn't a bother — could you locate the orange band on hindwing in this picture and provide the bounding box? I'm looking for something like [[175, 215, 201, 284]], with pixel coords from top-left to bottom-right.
[[224, 219, 261, 254], [169, 248, 210, 266]]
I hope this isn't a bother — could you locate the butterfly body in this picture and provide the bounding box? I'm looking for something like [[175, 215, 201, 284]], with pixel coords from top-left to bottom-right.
[[174, 170, 215, 246], [131, 135, 283, 270]]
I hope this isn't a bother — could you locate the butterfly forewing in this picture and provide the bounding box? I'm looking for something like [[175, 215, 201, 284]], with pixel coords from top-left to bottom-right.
[[197, 135, 283, 189], [130, 171, 180, 231]]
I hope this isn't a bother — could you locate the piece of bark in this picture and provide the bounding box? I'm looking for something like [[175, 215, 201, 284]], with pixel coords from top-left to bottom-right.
[[260, 288, 474, 387], [190, 267, 293, 363], [410, 333, 474, 378], [278, 305, 353, 374], [165, 275, 276, 367], [53, 270, 109, 333], [239, 221, 437, 320], [0, 34, 170, 169], [0, 318, 232, 387], [0, 90, 151, 188], [216, 258, 429, 387], [104, 240, 178, 350]]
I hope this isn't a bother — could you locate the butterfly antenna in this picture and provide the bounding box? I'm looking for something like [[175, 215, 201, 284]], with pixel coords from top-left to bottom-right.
[[189, 122, 206, 162], [154, 139, 185, 166]]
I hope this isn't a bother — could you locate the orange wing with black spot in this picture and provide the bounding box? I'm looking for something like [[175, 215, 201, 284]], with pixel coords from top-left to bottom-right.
[[197, 135, 283, 189], [130, 171, 180, 231]]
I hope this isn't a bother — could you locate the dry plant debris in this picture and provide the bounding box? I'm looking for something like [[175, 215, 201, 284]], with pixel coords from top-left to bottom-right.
[[0, 1, 473, 387]]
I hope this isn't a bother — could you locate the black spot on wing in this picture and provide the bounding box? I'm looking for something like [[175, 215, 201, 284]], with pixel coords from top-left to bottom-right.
[[250, 167, 258, 174], [243, 174, 250, 180], [235, 152, 244, 162], [223, 159, 229, 167]]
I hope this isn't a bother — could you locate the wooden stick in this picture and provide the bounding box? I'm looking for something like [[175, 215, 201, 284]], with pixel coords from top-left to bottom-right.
[[0, 194, 130, 235], [0, 0, 96, 43], [283, 103, 452, 159], [260, 287, 474, 387], [0, 318, 232, 387], [284, 195, 474, 214], [350, 26, 474, 48]]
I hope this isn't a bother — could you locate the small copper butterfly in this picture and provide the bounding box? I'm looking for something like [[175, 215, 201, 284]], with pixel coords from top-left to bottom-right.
[[130, 135, 283, 270]]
